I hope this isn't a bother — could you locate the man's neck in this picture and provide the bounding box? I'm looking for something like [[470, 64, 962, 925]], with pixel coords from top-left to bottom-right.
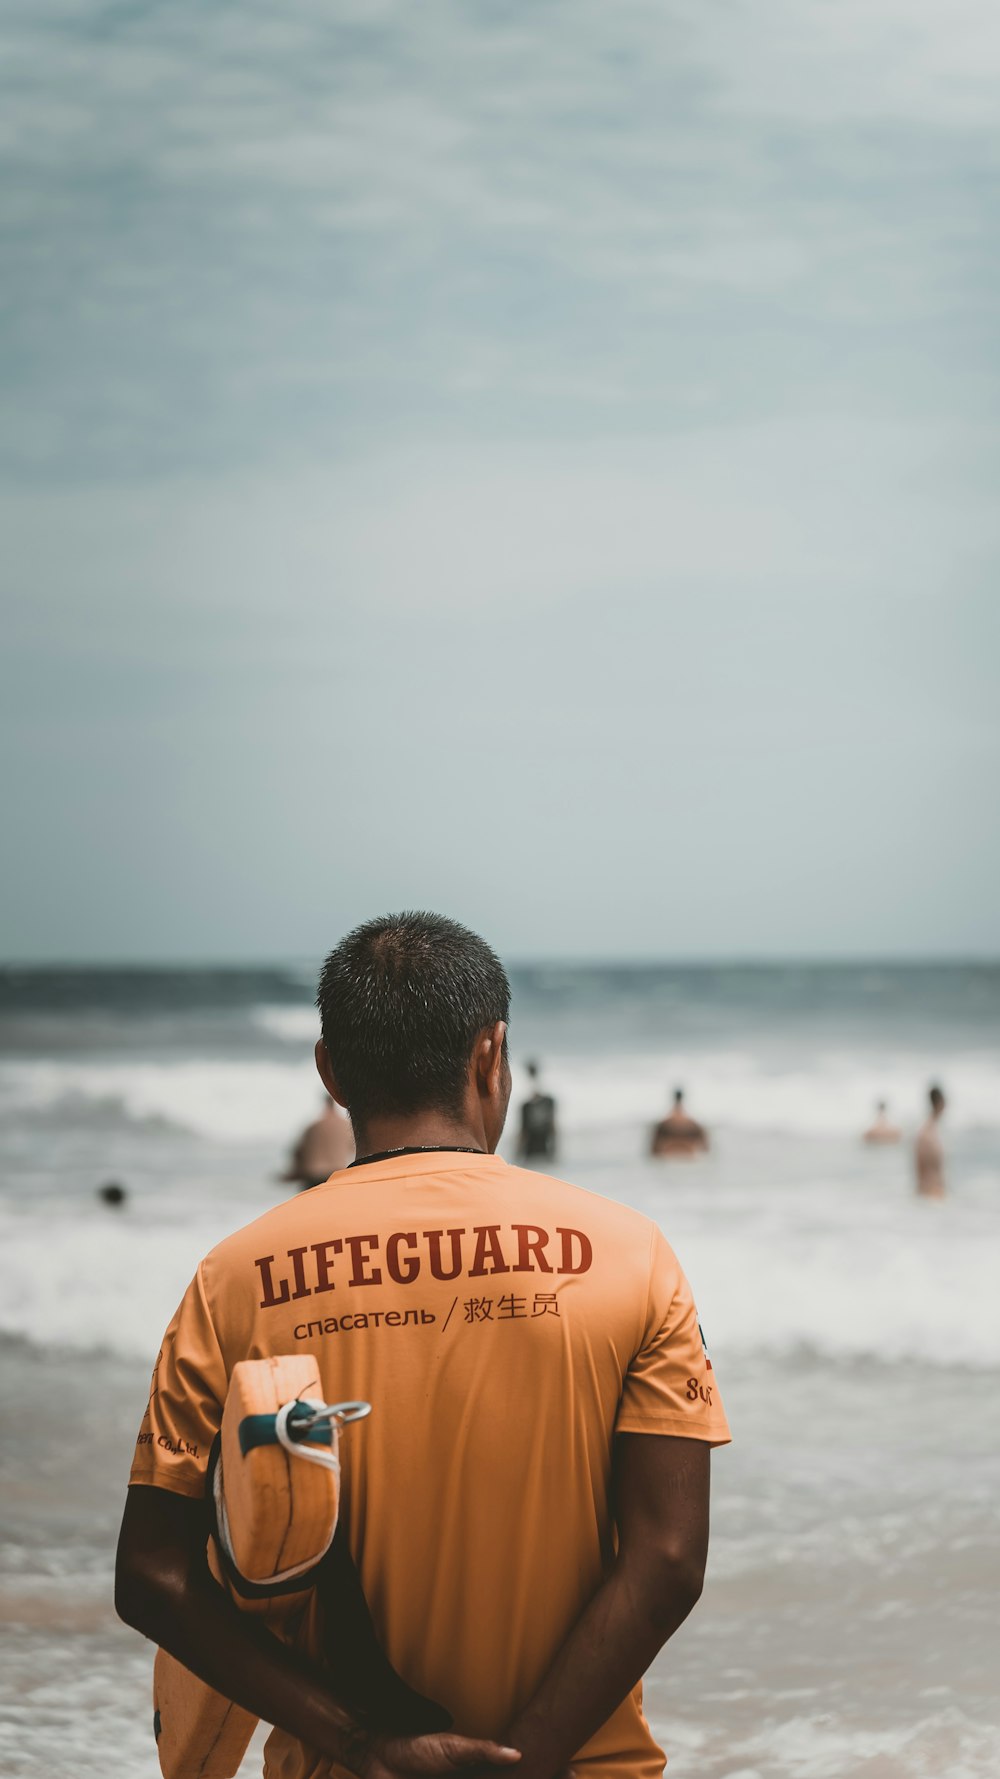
[[353, 1109, 489, 1160]]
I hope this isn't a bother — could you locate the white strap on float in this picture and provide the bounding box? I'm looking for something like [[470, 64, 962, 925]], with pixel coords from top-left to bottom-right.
[[273, 1397, 371, 1475]]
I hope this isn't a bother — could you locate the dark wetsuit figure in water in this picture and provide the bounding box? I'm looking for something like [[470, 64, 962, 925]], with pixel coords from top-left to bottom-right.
[[517, 1060, 558, 1162]]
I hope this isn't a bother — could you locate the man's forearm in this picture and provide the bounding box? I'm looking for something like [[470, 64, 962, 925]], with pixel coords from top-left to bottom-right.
[[123, 1559, 368, 1770], [501, 1556, 701, 1779]]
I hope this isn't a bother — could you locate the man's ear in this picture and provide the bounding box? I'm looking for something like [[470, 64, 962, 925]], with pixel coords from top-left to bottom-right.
[[475, 1021, 508, 1098], [315, 1039, 347, 1108]]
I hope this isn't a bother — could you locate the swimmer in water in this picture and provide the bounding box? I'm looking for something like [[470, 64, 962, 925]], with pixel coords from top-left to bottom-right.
[[516, 1060, 558, 1163], [862, 1100, 902, 1145], [282, 1096, 354, 1190], [650, 1088, 709, 1159], [915, 1083, 947, 1198]]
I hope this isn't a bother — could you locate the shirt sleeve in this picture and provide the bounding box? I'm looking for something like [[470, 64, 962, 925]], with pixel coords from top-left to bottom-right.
[[129, 1262, 228, 1498], [615, 1225, 731, 1446]]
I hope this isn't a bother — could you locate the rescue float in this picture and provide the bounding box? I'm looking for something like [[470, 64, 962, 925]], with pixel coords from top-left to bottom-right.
[[153, 1352, 370, 1779]]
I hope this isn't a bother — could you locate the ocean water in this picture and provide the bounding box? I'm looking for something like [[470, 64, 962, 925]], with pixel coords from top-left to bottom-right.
[[1, 962, 998, 1778]]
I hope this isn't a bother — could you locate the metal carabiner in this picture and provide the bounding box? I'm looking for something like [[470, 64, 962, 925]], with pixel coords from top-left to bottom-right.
[[292, 1397, 372, 1432]]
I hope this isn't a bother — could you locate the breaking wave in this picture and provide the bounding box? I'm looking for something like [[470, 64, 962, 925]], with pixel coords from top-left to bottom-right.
[[3, 1044, 999, 1141], [0, 1168, 996, 1369]]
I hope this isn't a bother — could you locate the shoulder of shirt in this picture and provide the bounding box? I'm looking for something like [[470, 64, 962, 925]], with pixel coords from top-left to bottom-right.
[[196, 1168, 667, 1268], [196, 1186, 322, 1279], [501, 1164, 668, 1249]]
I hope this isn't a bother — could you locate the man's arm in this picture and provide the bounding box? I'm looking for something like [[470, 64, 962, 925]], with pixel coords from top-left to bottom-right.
[[501, 1434, 710, 1779], [115, 1484, 521, 1779]]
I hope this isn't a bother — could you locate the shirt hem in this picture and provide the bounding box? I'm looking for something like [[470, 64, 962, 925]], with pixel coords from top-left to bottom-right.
[[614, 1414, 732, 1446], [128, 1470, 207, 1500]]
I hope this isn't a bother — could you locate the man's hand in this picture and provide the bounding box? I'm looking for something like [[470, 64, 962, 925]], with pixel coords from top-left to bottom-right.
[[115, 1486, 471, 1772], [359, 1733, 522, 1779], [499, 1434, 711, 1779]]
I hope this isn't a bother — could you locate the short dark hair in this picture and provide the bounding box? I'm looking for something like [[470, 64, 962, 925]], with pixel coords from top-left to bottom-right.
[[317, 912, 510, 1128], [929, 1082, 945, 1111]]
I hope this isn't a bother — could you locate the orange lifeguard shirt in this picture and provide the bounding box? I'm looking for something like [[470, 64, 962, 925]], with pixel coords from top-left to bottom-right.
[[131, 1152, 731, 1779]]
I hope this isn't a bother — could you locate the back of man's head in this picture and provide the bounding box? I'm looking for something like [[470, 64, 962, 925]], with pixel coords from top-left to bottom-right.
[[928, 1083, 945, 1114], [317, 912, 510, 1130]]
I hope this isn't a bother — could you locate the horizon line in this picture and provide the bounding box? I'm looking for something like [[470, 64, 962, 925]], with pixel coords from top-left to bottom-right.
[[2, 953, 999, 972]]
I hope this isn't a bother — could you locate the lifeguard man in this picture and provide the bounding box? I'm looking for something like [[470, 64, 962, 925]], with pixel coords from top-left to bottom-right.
[[117, 913, 730, 1779]]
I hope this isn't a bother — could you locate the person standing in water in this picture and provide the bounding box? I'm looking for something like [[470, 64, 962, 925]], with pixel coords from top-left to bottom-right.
[[516, 1059, 558, 1163], [650, 1088, 709, 1159], [915, 1084, 947, 1198], [283, 1095, 354, 1189], [862, 1100, 902, 1145]]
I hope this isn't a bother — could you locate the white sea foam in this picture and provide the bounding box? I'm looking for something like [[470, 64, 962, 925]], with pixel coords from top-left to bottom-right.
[[1, 1163, 996, 1368], [694, 1707, 1000, 1779], [529, 1048, 1000, 1137], [251, 1004, 319, 1043], [644, 1706, 1000, 1779], [3, 1044, 999, 1144], [0, 1058, 322, 1141], [2, 1001, 998, 1366], [669, 1187, 1000, 1370], [0, 1201, 251, 1363]]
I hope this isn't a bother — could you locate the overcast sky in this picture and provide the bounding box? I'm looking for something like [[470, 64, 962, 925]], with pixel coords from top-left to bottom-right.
[[3, 0, 999, 961]]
